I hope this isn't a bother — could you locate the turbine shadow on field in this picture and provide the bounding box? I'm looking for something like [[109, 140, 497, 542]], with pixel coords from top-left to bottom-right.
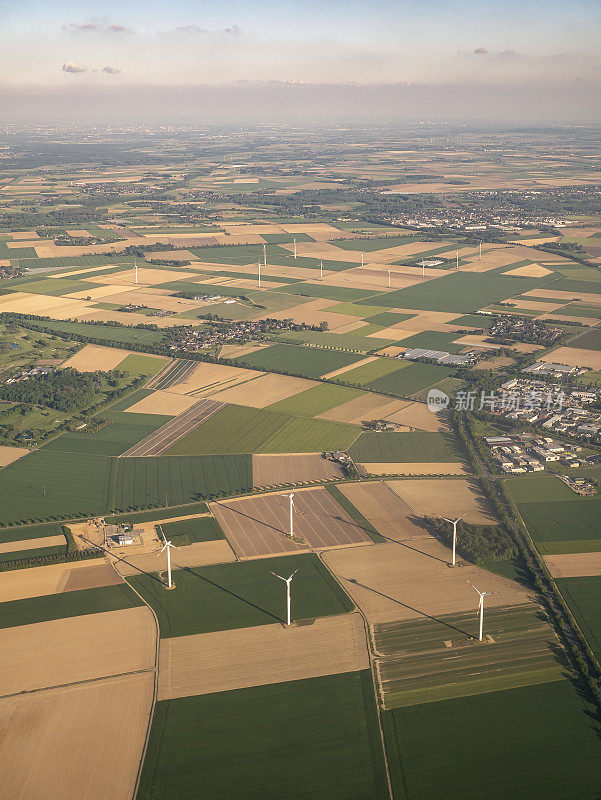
[[182, 567, 283, 625], [345, 578, 472, 637], [380, 531, 450, 565], [212, 501, 287, 536]]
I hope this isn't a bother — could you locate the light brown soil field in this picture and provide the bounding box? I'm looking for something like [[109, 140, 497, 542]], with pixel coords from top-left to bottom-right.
[[252, 453, 345, 486], [541, 347, 601, 370], [329, 319, 369, 334], [124, 390, 199, 416], [321, 356, 377, 379], [524, 288, 601, 304], [256, 298, 359, 330], [508, 237, 561, 247], [362, 462, 466, 476], [0, 535, 65, 555], [84, 267, 192, 286], [143, 249, 197, 260], [318, 393, 410, 424], [120, 398, 225, 457], [0, 607, 154, 694], [211, 373, 319, 408], [219, 342, 272, 358], [0, 445, 29, 467], [98, 288, 204, 312], [385, 401, 449, 432], [368, 311, 462, 339], [503, 264, 553, 277], [538, 313, 601, 327], [158, 614, 369, 700], [376, 345, 410, 357], [320, 268, 427, 291], [78, 309, 190, 328], [61, 563, 122, 591], [221, 223, 286, 234], [452, 334, 501, 349], [67, 284, 144, 301], [113, 539, 235, 576], [545, 552, 601, 578], [165, 361, 264, 395], [60, 344, 130, 371], [9, 230, 39, 239], [338, 481, 428, 541], [0, 292, 91, 315], [281, 223, 346, 239], [211, 486, 373, 558], [287, 243, 366, 262], [0, 672, 153, 800], [386, 478, 497, 524], [510, 298, 564, 312], [323, 541, 529, 624], [0, 560, 120, 603]]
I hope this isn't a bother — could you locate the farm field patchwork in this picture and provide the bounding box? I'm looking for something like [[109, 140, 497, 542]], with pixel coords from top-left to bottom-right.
[[349, 431, 461, 463], [158, 515, 225, 545], [267, 382, 365, 416], [232, 342, 364, 378]]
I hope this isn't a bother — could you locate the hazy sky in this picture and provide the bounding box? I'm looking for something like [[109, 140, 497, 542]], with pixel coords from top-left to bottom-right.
[[1, 0, 600, 122]]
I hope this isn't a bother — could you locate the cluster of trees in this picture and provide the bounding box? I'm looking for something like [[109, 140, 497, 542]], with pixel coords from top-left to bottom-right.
[[424, 515, 517, 564], [0, 368, 123, 413]]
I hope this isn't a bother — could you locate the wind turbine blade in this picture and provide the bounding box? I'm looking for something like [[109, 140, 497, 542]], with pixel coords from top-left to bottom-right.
[[270, 571, 285, 581]]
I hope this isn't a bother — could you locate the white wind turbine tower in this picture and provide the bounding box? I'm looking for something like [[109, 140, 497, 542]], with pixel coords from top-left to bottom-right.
[[263, 243, 267, 267], [158, 536, 179, 589], [441, 515, 463, 567], [320, 261, 323, 281], [270, 569, 298, 626], [257, 260, 261, 288], [387, 268, 391, 288], [293, 238, 297, 259], [134, 260, 138, 285], [422, 262, 425, 279], [467, 580, 496, 641], [361, 252, 364, 267], [287, 490, 295, 538]]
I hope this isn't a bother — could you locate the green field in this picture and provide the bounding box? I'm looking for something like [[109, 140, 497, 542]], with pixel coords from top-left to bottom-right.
[[394, 330, 464, 353], [273, 281, 377, 302], [270, 329, 392, 352], [158, 516, 225, 545], [383, 680, 601, 800], [0, 521, 64, 543], [113, 454, 253, 508], [336, 357, 405, 385], [367, 362, 454, 396], [349, 431, 461, 463], [267, 383, 364, 416], [329, 234, 421, 251], [138, 671, 388, 800], [0, 584, 142, 630], [20, 318, 165, 347], [128, 553, 353, 637], [104, 502, 208, 525], [452, 313, 498, 329], [166, 404, 358, 455], [567, 328, 601, 350], [556, 576, 601, 662], [361, 272, 552, 312], [0, 450, 114, 526], [233, 342, 364, 378], [562, 304, 601, 319], [365, 311, 417, 327], [16, 278, 94, 296], [118, 353, 168, 377]]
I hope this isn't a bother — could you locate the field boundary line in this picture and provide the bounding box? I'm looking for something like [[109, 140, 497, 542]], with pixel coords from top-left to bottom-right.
[[0, 667, 155, 701]]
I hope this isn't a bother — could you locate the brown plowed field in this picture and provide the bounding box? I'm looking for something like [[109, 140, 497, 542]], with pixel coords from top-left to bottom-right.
[[0, 607, 154, 695], [158, 613, 369, 699], [252, 453, 344, 486], [211, 373, 318, 407], [112, 539, 236, 576], [323, 541, 529, 624], [0, 673, 153, 800], [0, 445, 29, 466], [544, 552, 601, 578], [338, 481, 429, 541], [318, 393, 409, 424], [61, 344, 130, 371], [0, 560, 119, 603], [385, 478, 497, 524], [210, 486, 373, 558]]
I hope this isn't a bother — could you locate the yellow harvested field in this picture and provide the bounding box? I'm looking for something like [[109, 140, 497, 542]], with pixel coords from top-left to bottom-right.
[[538, 313, 601, 327], [281, 223, 345, 239], [541, 347, 601, 370], [0, 560, 121, 603], [362, 462, 466, 476], [0, 673, 153, 800], [452, 334, 501, 349], [0, 445, 29, 466], [321, 356, 377, 379], [166, 361, 264, 395], [510, 298, 564, 312], [97, 288, 203, 312], [112, 539, 235, 576], [386, 478, 497, 524], [124, 390, 199, 415], [385, 402, 449, 432], [288, 242, 365, 262], [252, 453, 345, 486], [60, 344, 131, 371], [338, 481, 427, 541], [258, 298, 359, 330], [219, 342, 272, 359], [0, 607, 154, 695], [78, 308, 189, 327], [9, 230, 39, 239], [67, 284, 141, 301], [318, 393, 410, 424], [323, 541, 530, 624], [321, 267, 425, 291], [544, 552, 601, 578], [523, 288, 601, 304], [211, 373, 318, 407], [85, 267, 192, 286], [158, 614, 369, 700], [503, 263, 553, 277], [0, 535, 66, 555]]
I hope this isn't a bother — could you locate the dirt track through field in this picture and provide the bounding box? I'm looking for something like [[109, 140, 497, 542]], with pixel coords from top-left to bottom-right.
[[210, 487, 373, 558], [148, 358, 197, 390], [0, 607, 154, 696], [0, 673, 153, 800], [120, 398, 224, 457], [158, 613, 369, 699]]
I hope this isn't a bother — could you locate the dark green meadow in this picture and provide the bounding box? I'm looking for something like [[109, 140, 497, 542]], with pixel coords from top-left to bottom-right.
[[138, 671, 388, 800]]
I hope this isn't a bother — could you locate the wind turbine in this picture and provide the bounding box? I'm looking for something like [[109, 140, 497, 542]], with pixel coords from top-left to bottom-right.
[[258, 260, 261, 288], [287, 490, 295, 538], [270, 569, 297, 626], [441, 515, 463, 567], [158, 536, 179, 589], [387, 268, 391, 288], [263, 243, 267, 267], [134, 260, 138, 285], [361, 252, 364, 267], [320, 261, 323, 281], [293, 238, 297, 259], [467, 580, 496, 641]]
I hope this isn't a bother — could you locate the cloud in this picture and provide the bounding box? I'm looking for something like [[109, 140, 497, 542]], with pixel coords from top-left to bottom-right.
[[64, 22, 97, 32], [474, 47, 488, 55], [63, 20, 131, 34], [174, 25, 207, 34], [223, 25, 242, 35], [102, 65, 121, 74], [62, 61, 87, 73], [107, 24, 129, 33]]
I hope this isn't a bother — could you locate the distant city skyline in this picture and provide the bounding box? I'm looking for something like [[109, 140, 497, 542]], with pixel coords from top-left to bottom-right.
[[1, 0, 600, 122]]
